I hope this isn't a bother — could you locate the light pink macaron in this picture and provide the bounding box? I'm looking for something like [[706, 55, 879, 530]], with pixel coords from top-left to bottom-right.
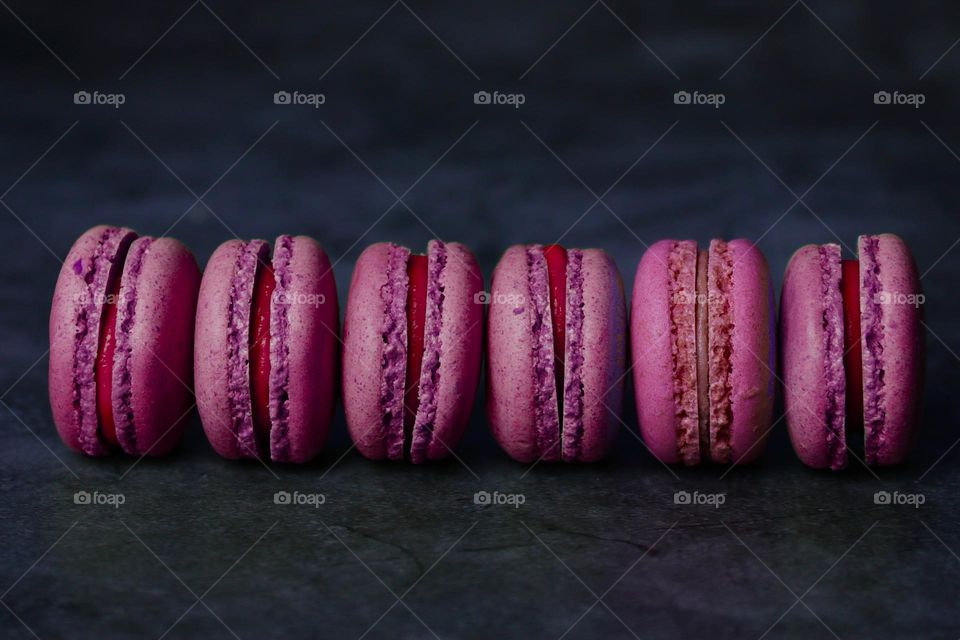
[[195, 235, 339, 463], [487, 244, 627, 463], [50, 225, 201, 456], [632, 239, 775, 466], [342, 240, 483, 463], [780, 234, 924, 469]]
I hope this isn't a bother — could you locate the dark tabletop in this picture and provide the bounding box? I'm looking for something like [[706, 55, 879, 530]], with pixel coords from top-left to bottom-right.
[[2, 2, 960, 638]]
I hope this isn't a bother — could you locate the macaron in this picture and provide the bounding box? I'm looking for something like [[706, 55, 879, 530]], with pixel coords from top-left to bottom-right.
[[49, 225, 201, 456], [632, 239, 775, 465], [487, 244, 627, 463], [195, 235, 339, 463], [342, 240, 483, 463], [780, 234, 924, 469]]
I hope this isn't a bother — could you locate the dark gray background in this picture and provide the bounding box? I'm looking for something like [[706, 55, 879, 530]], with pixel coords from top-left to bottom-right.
[[1, 2, 959, 638]]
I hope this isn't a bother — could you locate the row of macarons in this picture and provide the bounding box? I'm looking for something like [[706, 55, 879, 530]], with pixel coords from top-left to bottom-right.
[[49, 226, 923, 470]]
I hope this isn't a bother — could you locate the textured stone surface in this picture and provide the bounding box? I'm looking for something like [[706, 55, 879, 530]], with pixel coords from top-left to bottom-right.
[[1, 2, 960, 638]]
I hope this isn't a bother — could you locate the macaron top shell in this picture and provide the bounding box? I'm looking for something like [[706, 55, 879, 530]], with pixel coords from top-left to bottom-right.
[[269, 235, 340, 463], [780, 243, 846, 469], [859, 233, 923, 465], [49, 226, 200, 456], [115, 236, 201, 456], [342, 240, 483, 462]]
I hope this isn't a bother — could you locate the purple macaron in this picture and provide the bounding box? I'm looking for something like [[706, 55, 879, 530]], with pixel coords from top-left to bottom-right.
[[50, 225, 201, 456], [342, 240, 484, 463], [486, 244, 627, 463], [195, 235, 339, 463], [631, 239, 776, 465], [780, 234, 924, 469]]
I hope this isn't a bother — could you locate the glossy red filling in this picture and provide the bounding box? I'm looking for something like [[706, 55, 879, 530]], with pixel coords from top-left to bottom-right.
[[543, 244, 567, 405], [250, 261, 276, 441], [840, 259, 863, 430], [404, 255, 429, 439], [95, 275, 122, 448]]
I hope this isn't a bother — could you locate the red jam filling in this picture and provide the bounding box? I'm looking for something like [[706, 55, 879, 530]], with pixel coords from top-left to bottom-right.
[[95, 275, 122, 448], [840, 259, 863, 430], [543, 244, 567, 404], [404, 254, 429, 437], [250, 261, 276, 441]]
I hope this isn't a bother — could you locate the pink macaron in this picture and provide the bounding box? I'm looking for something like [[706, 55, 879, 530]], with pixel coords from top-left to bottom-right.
[[487, 244, 627, 463], [195, 235, 339, 463], [632, 239, 775, 466], [342, 240, 483, 463], [49, 225, 201, 456], [780, 234, 924, 469]]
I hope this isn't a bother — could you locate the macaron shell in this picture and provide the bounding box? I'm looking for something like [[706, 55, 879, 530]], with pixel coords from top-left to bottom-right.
[[272, 235, 340, 463], [631, 239, 690, 465], [486, 245, 541, 463], [195, 240, 261, 459], [780, 244, 840, 469], [860, 233, 924, 465], [49, 225, 136, 455], [723, 239, 776, 465], [569, 248, 626, 462], [414, 241, 483, 462], [120, 237, 201, 456], [342, 242, 397, 460]]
